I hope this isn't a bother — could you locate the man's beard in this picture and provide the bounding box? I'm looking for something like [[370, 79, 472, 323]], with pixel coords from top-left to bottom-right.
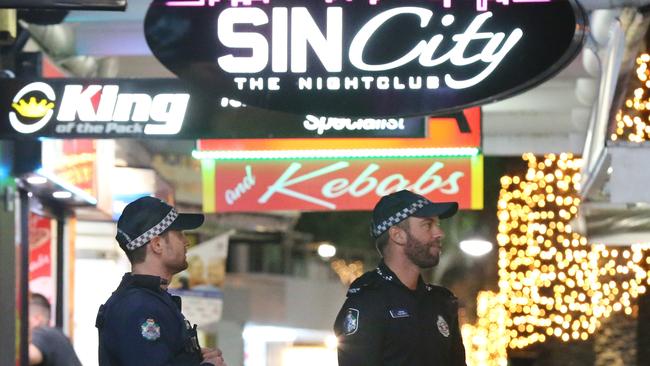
[[169, 257, 189, 274], [404, 231, 441, 269]]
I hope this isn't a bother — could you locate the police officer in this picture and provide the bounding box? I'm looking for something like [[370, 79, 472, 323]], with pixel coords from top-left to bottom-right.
[[334, 190, 467, 366], [96, 196, 226, 366]]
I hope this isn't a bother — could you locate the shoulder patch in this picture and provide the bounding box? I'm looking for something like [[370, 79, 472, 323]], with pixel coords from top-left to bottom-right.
[[346, 271, 381, 297], [343, 308, 359, 335], [436, 315, 450, 337], [141, 318, 161, 341], [426, 284, 456, 299]]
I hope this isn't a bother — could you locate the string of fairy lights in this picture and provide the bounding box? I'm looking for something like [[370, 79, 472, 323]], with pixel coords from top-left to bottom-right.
[[499, 153, 601, 347], [463, 153, 650, 366], [612, 53, 650, 142], [462, 291, 509, 366]]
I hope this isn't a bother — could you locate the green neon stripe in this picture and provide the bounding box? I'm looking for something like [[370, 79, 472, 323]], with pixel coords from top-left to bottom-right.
[[201, 159, 216, 213], [471, 154, 484, 210], [192, 148, 480, 161]]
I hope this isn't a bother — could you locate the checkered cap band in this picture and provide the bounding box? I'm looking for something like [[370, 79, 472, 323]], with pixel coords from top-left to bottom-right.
[[125, 208, 178, 251], [372, 199, 430, 237]]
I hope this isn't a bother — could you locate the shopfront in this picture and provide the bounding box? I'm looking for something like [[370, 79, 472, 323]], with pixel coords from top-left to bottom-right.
[[0, 0, 588, 365]]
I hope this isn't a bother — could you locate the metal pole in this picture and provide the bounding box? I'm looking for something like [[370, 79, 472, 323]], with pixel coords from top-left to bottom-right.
[[55, 206, 65, 328], [0, 140, 17, 366], [18, 188, 29, 366]]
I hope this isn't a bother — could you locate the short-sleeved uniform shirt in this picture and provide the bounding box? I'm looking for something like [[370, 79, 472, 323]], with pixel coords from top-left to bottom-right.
[[334, 261, 467, 366], [96, 273, 208, 366], [32, 327, 82, 366]]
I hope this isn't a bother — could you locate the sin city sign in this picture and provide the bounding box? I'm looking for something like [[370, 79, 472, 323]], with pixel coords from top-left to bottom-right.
[[145, 0, 586, 117]]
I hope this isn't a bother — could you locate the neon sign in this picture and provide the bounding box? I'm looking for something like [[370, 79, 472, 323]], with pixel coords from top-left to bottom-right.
[[165, 0, 552, 12], [201, 156, 484, 212], [0, 79, 434, 139], [145, 0, 585, 116], [196, 107, 482, 157], [1, 79, 191, 138]]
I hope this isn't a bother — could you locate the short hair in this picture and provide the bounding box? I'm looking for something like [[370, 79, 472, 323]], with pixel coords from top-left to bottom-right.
[[29, 293, 51, 321], [126, 244, 147, 264], [125, 231, 172, 264], [374, 219, 410, 254]]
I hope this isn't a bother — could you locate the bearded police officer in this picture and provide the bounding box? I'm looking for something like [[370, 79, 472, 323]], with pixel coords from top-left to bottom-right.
[[334, 190, 467, 366], [96, 197, 226, 366]]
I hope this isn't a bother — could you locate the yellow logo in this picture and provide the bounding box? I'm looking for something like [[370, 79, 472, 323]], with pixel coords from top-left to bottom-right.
[[9, 82, 57, 134], [12, 97, 55, 118]]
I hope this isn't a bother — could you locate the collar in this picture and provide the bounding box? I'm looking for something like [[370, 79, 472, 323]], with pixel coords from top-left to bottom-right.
[[119, 273, 168, 291], [376, 261, 427, 293]]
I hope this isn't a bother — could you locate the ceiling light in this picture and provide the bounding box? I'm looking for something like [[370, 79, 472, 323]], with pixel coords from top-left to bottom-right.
[[26, 176, 47, 185], [460, 239, 493, 257], [317, 243, 337, 259], [52, 191, 72, 199]]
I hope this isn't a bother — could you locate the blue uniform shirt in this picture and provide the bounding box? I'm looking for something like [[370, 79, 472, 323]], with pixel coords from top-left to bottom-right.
[[96, 273, 209, 366], [334, 261, 467, 366]]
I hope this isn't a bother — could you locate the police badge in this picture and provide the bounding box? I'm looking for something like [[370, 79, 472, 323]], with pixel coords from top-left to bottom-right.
[[141, 318, 161, 341], [343, 308, 359, 335], [436, 315, 450, 338]]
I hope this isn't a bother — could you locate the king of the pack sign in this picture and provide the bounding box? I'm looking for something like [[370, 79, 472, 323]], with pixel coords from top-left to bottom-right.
[[145, 0, 586, 117]]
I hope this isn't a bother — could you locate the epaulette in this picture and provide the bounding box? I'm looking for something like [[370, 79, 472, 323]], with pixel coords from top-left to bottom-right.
[[426, 284, 459, 312], [346, 270, 381, 297]]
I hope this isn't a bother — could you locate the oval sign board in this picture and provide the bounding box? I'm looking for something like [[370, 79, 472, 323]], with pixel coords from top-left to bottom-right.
[[145, 0, 586, 117]]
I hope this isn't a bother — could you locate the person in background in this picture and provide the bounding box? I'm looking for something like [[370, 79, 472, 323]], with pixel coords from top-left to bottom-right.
[[28, 293, 82, 366], [96, 196, 226, 366], [334, 190, 467, 366]]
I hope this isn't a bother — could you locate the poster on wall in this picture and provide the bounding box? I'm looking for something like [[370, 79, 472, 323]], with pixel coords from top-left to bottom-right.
[[28, 213, 56, 315], [42, 140, 98, 198], [169, 231, 232, 327]]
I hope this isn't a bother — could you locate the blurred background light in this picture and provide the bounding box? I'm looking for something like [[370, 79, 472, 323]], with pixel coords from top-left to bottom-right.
[[460, 239, 494, 257], [317, 243, 337, 259]]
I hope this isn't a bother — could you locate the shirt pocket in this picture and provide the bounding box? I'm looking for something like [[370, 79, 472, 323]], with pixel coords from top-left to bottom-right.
[[385, 309, 419, 353]]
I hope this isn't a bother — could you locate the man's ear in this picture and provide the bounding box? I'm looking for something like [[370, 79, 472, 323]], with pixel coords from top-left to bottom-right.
[[388, 225, 407, 246], [149, 236, 164, 255]]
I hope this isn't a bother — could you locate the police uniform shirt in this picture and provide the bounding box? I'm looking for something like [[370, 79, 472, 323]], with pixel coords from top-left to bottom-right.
[[334, 261, 467, 366], [96, 273, 207, 366]]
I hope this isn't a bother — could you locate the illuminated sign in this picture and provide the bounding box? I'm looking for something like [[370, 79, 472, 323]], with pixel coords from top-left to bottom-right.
[[0, 0, 127, 10], [201, 155, 483, 212], [197, 107, 481, 158], [1, 79, 468, 139], [145, 0, 586, 117], [2, 80, 189, 137], [218, 97, 428, 138]]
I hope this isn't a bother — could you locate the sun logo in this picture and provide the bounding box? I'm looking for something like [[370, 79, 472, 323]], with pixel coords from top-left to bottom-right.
[[9, 82, 57, 134], [12, 97, 55, 119]]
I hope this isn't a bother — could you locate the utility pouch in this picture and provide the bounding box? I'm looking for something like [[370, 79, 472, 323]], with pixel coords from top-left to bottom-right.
[[184, 320, 204, 362]]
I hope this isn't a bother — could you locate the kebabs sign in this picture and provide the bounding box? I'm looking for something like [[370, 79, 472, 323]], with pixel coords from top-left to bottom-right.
[[145, 0, 586, 117]]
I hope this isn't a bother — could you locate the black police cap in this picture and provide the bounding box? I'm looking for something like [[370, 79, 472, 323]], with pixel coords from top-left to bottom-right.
[[370, 190, 458, 238], [115, 196, 204, 252]]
